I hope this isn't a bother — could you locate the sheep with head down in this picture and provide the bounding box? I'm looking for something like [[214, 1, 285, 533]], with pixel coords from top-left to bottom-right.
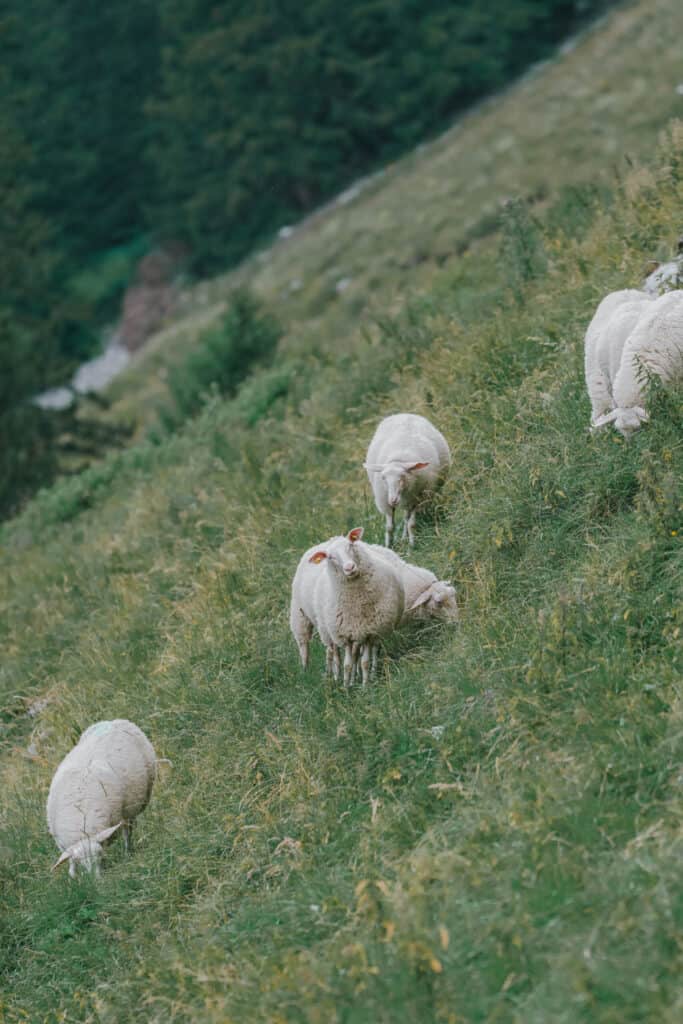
[[46, 719, 157, 878], [364, 413, 451, 547]]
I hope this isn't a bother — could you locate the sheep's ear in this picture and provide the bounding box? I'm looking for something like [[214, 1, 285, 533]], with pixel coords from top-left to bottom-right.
[[347, 527, 364, 543], [592, 410, 618, 428], [94, 822, 122, 844], [409, 590, 433, 610], [407, 461, 429, 472], [51, 849, 72, 872], [309, 551, 327, 564]]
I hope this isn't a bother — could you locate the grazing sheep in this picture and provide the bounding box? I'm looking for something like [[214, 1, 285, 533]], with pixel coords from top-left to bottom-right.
[[290, 536, 342, 677], [47, 719, 156, 878], [584, 289, 653, 426], [310, 527, 404, 686], [366, 544, 459, 624], [365, 413, 451, 547], [643, 235, 683, 295], [591, 289, 683, 435]]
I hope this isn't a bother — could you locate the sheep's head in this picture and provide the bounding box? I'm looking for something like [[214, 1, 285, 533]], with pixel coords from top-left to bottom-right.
[[592, 405, 649, 437], [51, 823, 122, 878], [309, 528, 364, 578], [366, 461, 429, 508], [409, 581, 459, 622]]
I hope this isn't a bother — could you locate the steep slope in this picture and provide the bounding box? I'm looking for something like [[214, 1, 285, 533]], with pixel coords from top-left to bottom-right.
[[1, 3, 683, 1022]]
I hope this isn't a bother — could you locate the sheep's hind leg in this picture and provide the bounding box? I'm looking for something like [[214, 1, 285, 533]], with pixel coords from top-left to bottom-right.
[[385, 509, 395, 548], [370, 642, 379, 677], [122, 822, 133, 854]]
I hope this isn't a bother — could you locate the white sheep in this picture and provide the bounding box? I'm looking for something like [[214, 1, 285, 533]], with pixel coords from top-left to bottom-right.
[[364, 413, 451, 547], [591, 290, 683, 435], [365, 544, 459, 624], [584, 289, 654, 426], [47, 719, 157, 877], [310, 527, 404, 686], [290, 536, 342, 677]]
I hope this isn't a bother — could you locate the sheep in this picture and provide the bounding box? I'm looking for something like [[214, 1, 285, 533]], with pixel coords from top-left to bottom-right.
[[584, 289, 654, 427], [364, 413, 451, 547], [643, 235, 683, 295], [365, 544, 459, 624], [47, 719, 157, 878], [290, 536, 342, 678], [591, 289, 683, 436], [310, 527, 404, 687]]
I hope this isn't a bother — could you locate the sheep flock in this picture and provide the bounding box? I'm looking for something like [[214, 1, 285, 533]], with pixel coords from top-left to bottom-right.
[[45, 246, 682, 878]]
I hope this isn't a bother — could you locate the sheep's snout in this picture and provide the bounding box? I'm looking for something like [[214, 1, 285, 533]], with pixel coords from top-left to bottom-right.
[[342, 561, 359, 578]]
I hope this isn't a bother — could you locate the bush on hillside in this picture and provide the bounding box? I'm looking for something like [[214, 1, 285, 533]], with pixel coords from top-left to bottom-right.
[[162, 289, 283, 429]]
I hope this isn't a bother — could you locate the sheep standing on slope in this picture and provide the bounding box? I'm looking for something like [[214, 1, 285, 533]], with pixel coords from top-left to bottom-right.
[[589, 290, 683, 436], [584, 288, 653, 427], [309, 527, 404, 686], [47, 719, 157, 878], [290, 538, 458, 679], [365, 413, 451, 547]]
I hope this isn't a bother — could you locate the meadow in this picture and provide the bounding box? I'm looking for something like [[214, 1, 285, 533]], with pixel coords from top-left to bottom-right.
[[1, 2, 682, 1021]]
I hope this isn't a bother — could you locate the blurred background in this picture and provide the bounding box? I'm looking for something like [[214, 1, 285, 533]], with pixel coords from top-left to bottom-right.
[[1, 0, 613, 517]]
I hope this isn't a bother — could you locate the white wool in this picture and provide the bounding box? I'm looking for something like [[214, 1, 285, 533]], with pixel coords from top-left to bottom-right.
[[364, 413, 451, 547], [289, 537, 343, 675], [584, 289, 654, 424], [46, 719, 156, 877], [365, 544, 458, 624], [589, 290, 683, 436]]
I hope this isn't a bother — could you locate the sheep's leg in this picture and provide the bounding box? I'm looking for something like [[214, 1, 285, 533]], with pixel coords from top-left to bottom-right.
[[406, 510, 417, 547], [122, 822, 133, 854], [343, 644, 355, 688], [325, 645, 334, 677], [385, 509, 395, 548], [293, 613, 312, 669], [297, 638, 310, 670], [69, 860, 77, 879], [360, 644, 371, 687], [370, 642, 379, 676], [332, 645, 341, 681], [351, 642, 362, 686]]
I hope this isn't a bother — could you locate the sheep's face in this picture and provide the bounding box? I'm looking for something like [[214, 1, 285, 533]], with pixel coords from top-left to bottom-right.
[[309, 528, 364, 579], [614, 406, 649, 437], [381, 461, 429, 508], [410, 582, 459, 622], [592, 405, 649, 437], [69, 839, 104, 877]]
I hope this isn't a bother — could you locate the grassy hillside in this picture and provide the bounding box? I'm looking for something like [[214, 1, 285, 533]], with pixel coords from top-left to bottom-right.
[[1, 5, 683, 1024], [104, 0, 683, 436], [2, 124, 682, 1020]]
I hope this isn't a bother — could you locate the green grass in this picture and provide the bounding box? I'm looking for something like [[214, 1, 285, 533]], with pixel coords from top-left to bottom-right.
[[1, 8, 683, 1023]]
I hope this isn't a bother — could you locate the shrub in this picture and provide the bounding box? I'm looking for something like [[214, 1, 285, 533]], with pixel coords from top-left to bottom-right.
[[162, 289, 283, 428]]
